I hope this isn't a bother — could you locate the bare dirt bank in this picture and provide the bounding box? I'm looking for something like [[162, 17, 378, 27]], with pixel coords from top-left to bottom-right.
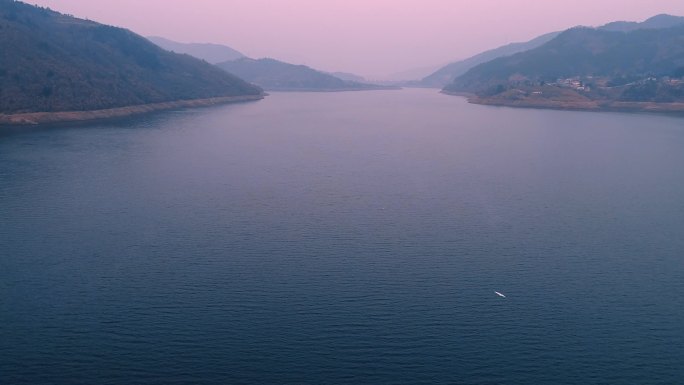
[[0, 94, 265, 126]]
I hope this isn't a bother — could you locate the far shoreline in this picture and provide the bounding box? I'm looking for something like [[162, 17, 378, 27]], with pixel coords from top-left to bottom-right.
[[262, 86, 402, 92], [442, 90, 684, 116], [0, 94, 265, 127]]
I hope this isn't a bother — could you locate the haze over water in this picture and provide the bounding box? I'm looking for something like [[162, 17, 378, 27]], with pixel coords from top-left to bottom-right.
[[1, 89, 684, 384], [29, 0, 684, 79]]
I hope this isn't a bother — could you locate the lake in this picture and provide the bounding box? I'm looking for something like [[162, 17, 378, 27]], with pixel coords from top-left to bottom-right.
[[1, 89, 683, 384]]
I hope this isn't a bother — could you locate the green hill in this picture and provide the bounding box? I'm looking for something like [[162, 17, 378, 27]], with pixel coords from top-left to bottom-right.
[[0, 1, 262, 115], [216, 58, 394, 91]]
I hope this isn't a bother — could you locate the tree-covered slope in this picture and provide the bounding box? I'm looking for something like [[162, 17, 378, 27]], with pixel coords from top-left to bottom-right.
[[0, 1, 262, 114]]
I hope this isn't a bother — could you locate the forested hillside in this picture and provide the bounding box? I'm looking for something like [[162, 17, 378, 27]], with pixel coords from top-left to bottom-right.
[[0, 1, 262, 114]]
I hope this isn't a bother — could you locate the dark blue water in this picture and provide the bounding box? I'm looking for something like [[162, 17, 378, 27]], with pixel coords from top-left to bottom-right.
[[1, 89, 683, 384]]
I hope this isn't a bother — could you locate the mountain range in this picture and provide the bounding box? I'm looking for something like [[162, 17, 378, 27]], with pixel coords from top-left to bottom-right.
[[148, 36, 391, 92], [4, 0, 684, 121]]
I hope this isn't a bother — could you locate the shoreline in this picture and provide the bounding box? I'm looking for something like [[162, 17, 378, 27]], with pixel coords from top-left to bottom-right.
[[0, 94, 265, 126], [442, 90, 684, 115]]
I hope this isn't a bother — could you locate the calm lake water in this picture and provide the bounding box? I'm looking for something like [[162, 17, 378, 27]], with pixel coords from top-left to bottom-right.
[[1, 89, 683, 384]]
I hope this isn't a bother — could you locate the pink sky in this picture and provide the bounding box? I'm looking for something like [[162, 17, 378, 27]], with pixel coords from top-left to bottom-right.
[[30, 0, 684, 79]]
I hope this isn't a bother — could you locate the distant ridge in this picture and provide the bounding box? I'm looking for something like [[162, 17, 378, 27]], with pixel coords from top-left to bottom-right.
[[147, 36, 244, 64], [328, 71, 366, 82], [216, 58, 396, 91], [148, 35, 392, 92], [0, 1, 263, 119], [600, 14, 684, 32]]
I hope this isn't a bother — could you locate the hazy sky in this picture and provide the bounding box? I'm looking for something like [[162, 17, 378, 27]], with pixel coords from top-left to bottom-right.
[[30, 0, 684, 79]]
